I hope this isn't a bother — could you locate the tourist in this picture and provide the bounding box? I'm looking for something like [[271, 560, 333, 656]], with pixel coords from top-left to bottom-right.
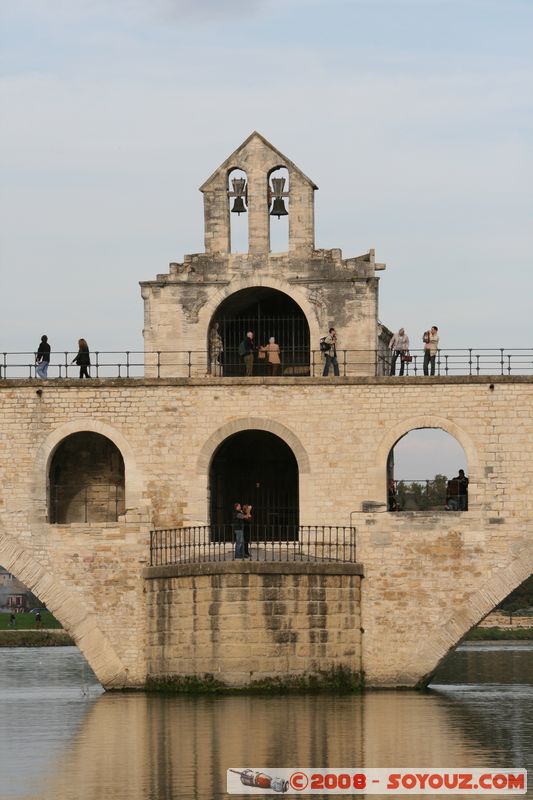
[[72, 338, 91, 378], [260, 337, 281, 376], [388, 478, 399, 511], [242, 504, 253, 559], [322, 327, 340, 377], [8, 612, 16, 628], [35, 334, 51, 379], [455, 469, 469, 510], [209, 322, 224, 377], [240, 331, 254, 377], [389, 328, 410, 376], [423, 325, 439, 376], [232, 502, 245, 559]]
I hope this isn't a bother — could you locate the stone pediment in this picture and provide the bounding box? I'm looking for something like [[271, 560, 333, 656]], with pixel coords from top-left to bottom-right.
[[199, 131, 318, 192]]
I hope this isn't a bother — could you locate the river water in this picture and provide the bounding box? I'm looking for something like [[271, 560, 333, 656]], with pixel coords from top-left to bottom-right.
[[0, 642, 530, 799]]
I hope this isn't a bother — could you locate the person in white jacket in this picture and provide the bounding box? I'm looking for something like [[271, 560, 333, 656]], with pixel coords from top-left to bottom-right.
[[389, 328, 410, 376]]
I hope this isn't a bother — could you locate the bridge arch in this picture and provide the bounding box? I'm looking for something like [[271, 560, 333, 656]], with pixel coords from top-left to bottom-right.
[[197, 417, 311, 476], [373, 415, 480, 507], [0, 525, 130, 687], [31, 419, 143, 519], [405, 542, 533, 686]]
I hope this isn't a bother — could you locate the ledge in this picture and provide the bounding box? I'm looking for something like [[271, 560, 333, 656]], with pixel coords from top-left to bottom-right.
[[143, 561, 364, 579], [1, 375, 532, 389]]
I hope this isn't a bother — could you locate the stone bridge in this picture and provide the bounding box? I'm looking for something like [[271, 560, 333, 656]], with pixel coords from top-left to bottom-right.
[[0, 374, 531, 689]]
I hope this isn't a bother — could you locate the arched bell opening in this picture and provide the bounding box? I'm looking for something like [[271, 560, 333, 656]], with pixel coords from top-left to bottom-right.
[[49, 432, 125, 523], [268, 166, 289, 253], [209, 430, 299, 538], [209, 286, 311, 376], [228, 167, 248, 253], [387, 428, 468, 512]]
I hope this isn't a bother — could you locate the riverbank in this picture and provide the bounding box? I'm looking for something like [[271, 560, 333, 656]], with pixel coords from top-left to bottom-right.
[[0, 630, 74, 647]]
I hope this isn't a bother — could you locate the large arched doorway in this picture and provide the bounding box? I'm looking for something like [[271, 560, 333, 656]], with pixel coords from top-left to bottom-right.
[[209, 430, 299, 535], [209, 287, 310, 376], [49, 432, 125, 523]]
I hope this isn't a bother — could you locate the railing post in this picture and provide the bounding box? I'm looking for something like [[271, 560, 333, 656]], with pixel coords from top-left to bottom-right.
[[500, 348, 504, 375], [126, 351, 130, 378], [95, 352, 99, 379], [157, 351, 161, 379]]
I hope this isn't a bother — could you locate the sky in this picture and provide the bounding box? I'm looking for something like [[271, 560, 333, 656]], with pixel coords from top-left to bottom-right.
[[1, 0, 532, 476]]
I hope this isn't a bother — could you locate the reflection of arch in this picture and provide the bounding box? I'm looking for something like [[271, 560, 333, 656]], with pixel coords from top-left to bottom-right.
[[410, 542, 533, 686], [0, 525, 129, 687], [206, 284, 314, 376], [209, 430, 299, 527], [375, 416, 478, 506], [32, 419, 143, 516], [197, 418, 311, 476], [49, 432, 125, 524]]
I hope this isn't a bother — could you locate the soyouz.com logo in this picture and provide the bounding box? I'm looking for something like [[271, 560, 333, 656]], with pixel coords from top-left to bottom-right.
[[227, 768, 527, 794]]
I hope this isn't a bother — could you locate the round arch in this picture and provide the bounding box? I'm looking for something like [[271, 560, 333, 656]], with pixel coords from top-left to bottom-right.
[[209, 429, 299, 528], [31, 419, 143, 515], [199, 276, 322, 347], [0, 525, 129, 687], [373, 415, 479, 507], [197, 417, 311, 476]]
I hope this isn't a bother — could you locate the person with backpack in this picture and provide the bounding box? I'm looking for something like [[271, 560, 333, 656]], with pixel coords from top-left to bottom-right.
[[239, 331, 255, 376], [321, 327, 340, 376]]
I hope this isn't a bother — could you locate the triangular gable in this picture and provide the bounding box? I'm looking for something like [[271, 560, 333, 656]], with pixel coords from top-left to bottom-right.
[[199, 131, 318, 191]]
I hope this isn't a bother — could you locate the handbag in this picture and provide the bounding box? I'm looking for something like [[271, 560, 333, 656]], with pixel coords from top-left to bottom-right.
[[258, 349, 266, 360], [401, 352, 412, 363]]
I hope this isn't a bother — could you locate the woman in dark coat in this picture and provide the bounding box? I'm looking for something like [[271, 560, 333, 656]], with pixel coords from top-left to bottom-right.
[[72, 338, 91, 378]]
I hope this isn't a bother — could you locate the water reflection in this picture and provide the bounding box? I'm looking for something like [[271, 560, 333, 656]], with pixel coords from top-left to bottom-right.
[[0, 644, 530, 800]]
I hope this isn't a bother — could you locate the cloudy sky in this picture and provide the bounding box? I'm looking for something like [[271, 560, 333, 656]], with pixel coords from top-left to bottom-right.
[[1, 0, 531, 475]]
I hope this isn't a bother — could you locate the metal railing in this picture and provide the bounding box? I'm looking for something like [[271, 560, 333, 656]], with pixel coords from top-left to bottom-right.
[[1, 348, 533, 379], [149, 524, 357, 565], [50, 483, 124, 524], [391, 477, 453, 512]]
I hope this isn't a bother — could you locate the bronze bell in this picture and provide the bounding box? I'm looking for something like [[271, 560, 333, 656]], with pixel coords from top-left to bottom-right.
[[231, 196, 247, 215], [270, 197, 288, 218]]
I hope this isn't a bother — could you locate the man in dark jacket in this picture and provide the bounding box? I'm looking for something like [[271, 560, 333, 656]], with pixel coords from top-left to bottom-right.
[[35, 335, 51, 379]]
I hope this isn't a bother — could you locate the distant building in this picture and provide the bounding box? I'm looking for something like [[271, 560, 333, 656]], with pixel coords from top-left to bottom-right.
[[0, 566, 39, 610]]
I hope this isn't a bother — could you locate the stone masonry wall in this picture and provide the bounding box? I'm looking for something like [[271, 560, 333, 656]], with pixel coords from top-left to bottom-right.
[[0, 375, 532, 686], [144, 563, 362, 686]]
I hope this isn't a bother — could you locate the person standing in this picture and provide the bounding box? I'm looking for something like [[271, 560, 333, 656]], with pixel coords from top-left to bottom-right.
[[242, 503, 253, 559], [72, 338, 91, 378], [322, 327, 340, 377], [260, 337, 281, 376], [389, 328, 410, 376], [241, 331, 255, 377], [209, 323, 224, 377], [423, 325, 439, 376], [35, 335, 51, 379], [456, 469, 469, 510], [232, 502, 245, 560]]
